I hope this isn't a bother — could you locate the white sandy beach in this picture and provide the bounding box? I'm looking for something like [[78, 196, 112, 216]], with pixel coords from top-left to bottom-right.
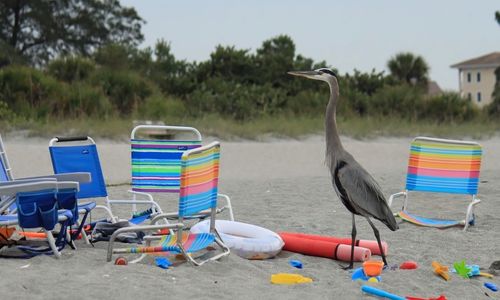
[[0, 134, 499, 300]]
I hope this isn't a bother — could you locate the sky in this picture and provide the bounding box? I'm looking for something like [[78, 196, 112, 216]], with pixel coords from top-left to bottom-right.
[[121, 0, 500, 90]]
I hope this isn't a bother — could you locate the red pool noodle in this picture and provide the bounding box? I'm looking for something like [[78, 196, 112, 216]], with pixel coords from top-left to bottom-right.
[[279, 233, 371, 262], [279, 232, 388, 256]]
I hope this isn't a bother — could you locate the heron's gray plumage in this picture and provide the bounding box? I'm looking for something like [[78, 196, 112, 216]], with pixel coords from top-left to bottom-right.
[[288, 68, 398, 268], [334, 156, 398, 230]]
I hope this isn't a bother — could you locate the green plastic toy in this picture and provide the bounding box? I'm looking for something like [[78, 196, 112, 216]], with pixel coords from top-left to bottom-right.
[[453, 260, 471, 279]]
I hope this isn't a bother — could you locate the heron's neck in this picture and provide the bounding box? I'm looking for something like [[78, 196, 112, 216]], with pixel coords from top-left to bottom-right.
[[325, 81, 343, 166]]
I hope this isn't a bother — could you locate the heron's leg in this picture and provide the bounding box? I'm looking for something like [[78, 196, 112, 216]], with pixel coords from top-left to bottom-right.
[[365, 217, 388, 266], [341, 214, 356, 270]]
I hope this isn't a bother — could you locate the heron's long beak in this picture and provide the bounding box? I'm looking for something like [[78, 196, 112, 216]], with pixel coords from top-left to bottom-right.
[[287, 70, 321, 80]]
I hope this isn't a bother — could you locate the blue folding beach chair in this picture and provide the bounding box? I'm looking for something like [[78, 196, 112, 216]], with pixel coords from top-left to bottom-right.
[[0, 180, 79, 258], [0, 134, 92, 244], [49, 136, 161, 224]]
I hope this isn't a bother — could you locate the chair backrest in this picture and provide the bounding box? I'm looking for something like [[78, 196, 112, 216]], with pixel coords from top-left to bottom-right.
[[130, 125, 202, 193], [178, 142, 220, 218], [405, 137, 482, 195], [49, 137, 108, 199], [0, 135, 13, 182]]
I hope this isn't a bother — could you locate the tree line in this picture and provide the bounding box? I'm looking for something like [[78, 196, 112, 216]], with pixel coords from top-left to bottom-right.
[[0, 1, 497, 125]]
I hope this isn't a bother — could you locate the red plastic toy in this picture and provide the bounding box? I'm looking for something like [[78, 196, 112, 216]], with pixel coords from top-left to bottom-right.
[[400, 260, 418, 270], [406, 295, 447, 300]]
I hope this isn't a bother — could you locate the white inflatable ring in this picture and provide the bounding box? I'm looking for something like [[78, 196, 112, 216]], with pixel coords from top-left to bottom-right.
[[190, 220, 284, 260]]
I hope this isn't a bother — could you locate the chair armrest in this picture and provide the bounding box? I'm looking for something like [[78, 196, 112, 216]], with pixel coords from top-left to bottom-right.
[[16, 172, 91, 184], [0, 181, 79, 196], [0, 178, 54, 187], [0, 181, 59, 196], [127, 190, 154, 201], [388, 191, 407, 207]]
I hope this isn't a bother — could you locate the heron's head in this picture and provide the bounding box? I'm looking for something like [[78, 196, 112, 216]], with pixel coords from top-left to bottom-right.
[[287, 68, 337, 84]]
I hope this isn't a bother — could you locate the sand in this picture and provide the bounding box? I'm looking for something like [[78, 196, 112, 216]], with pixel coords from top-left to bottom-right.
[[0, 134, 499, 300]]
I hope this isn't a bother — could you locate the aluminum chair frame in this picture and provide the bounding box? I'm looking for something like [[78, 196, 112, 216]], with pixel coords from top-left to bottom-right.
[[389, 136, 482, 231], [0, 180, 80, 258], [107, 142, 230, 265], [130, 125, 234, 221]]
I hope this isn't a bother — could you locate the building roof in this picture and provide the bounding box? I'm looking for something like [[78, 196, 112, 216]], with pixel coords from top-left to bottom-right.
[[426, 81, 442, 97], [451, 52, 500, 69]]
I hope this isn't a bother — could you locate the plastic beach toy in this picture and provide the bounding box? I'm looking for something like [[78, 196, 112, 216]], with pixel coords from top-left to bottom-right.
[[279, 232, 387, 255], [431, 261, 450, 281], [289, 259, 303, 269], [406, 295, 448, 300], [190, 220, 284, 260], [270, 273, 313, 285], [484, 282, 498, 292], [351, 267, 381, 282], [114, 257, 128, 265], [452, 260, 471, 278], [279, 233, 371, 262], [400, 260, 418, 270], [155, 257, 172, 269], [363, 260, 384, 276], [361, 285, 405, 300]]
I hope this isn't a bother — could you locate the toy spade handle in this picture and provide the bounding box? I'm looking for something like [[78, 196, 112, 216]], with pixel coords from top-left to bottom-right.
[[361, 285, 406, 300]]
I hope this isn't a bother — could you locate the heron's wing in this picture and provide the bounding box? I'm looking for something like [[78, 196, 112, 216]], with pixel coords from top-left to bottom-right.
[[337, 161, 396, 229]]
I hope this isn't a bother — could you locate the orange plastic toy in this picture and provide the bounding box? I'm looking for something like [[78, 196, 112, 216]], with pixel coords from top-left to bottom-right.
[[432, 261, 450, 281], [363, 260, 384, 276]]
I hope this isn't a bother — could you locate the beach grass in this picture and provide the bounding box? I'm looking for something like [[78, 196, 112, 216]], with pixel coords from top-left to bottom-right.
[[2, 115, 499, 140]]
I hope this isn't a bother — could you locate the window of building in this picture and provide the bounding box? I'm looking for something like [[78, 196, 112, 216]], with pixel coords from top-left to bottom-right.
[[477, 72, 481, 82], [467, 93, 471, 101], [467, 72, 471, 82], [477, 92, 481, 102]]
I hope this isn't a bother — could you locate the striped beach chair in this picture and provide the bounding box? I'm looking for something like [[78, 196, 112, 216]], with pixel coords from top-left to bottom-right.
[[388, 137, 482, 230], [107, 141, 230, 266], [130, 125, 234, 220]]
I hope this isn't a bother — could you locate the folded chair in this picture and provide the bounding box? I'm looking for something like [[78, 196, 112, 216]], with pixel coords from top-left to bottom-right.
[[49, 136, 160, 224], [107, 142, 230, 266], [0, 180, 79, 258], [389, 137, 482, 231], [131, 125, 234, 221], [0, 134, 92, 244]]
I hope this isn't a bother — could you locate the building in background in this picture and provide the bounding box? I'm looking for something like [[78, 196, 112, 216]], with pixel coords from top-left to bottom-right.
[[451, 52, 500, 107]]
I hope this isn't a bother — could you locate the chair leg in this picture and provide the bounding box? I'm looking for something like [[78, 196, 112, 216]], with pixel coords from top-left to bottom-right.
[[218, 193, 234, 221], [46, 230, 61, 259], [463, 199, 481, 231]]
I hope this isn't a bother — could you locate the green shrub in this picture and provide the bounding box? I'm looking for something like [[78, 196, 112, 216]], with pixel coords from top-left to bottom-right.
[[0, 101, 16, 121], [423, 92, 478, 122], [67, 83, 112, 117], [369, 84, 423, 120], [286, 90, 328, 116], [90, 68, 156, 115], [47, 56, 96, 82], [138, 94, 187, 120], [186, 78, 288, 120], [0, 65, 67, 118]]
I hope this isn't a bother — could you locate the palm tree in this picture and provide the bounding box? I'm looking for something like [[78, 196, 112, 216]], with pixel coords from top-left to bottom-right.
[[387, 52, 429, 87]]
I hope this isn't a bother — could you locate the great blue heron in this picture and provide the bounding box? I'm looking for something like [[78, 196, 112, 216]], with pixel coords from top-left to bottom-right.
[[288, 68, 398, 269]]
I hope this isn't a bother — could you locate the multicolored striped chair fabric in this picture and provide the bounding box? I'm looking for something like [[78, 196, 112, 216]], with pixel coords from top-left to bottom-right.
[[179, 144, 220, 217], [131, 139, 201, 193], [126, 232, 215, 254], [405, 138, 482, 195], [397, 210, 462, 228]]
